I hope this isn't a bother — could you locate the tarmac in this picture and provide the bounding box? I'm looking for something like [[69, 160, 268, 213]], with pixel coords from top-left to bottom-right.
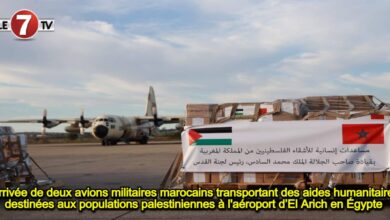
[[28, 141, 181, 189], [1, 141, 390, 219]]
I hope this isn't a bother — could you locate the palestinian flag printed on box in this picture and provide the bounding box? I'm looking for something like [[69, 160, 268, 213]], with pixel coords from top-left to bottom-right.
[[234, 107, 267, 116], [235, 108, 244, 116], [189, 127, 232, 146]]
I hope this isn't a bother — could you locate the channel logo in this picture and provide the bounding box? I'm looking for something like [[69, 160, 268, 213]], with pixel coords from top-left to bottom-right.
[[0, 9, 54, 39]]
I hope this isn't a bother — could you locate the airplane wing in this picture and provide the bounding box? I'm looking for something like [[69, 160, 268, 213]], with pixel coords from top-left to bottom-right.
[[136, 115, 183, 125], [0, 119, 67, 123], [158, 116, 183, 124], [0, 118, 94, 128], [0, 109, 95, 134], [0, 118, 95, 125]]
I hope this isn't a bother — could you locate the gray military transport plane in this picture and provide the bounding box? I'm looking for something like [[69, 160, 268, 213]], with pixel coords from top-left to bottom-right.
[[0, 87, 183, 146]]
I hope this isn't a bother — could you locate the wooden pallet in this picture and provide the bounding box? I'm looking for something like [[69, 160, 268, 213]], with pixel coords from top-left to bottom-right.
[[1, 134, 34, 188]]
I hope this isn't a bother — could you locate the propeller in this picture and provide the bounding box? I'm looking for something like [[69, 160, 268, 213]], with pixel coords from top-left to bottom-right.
[[152, 106, 159, 126], [41, 109, 48, 136], [78, 108, 88, 135], [153, 115, 158, 126]]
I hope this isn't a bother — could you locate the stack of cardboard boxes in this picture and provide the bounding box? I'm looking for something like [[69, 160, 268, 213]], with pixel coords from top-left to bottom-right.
[[0, 134, 33, 188], [183, 95, 389, 189]]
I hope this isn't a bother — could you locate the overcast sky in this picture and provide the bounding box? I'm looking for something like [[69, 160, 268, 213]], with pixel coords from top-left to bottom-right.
[[1, 0, 390, 132]]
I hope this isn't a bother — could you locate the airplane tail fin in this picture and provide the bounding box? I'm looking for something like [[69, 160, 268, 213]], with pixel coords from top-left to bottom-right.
[[145, 86, 157, 119]]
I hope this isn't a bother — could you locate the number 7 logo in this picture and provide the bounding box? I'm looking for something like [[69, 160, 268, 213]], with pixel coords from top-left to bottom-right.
[[16, 14, 32, 36], [11, 9, 39, 39]]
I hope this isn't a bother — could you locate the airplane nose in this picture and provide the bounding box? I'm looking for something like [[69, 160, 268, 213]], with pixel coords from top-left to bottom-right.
[[93, 125, 108, 138]]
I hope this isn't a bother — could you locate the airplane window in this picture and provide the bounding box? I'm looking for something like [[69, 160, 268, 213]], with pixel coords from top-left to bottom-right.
[[104, 119, 108, 122]]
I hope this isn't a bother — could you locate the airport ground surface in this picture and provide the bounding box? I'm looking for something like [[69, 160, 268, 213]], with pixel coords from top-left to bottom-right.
[[1, 142, 390, 219]]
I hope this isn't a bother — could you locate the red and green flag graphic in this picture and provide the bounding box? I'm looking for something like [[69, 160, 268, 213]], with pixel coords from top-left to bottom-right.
[[370, 114, 385, 120], [234, 108, 267, 116], [235, 108, 244, 116], [259, 108, 268, 115], [188, 127, 232, 146], [342, 123, 384, 144]]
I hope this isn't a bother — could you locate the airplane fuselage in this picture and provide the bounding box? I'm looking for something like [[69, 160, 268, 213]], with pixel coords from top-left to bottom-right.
[[91, 114, 153, 145], [0, 86, 182, 145]]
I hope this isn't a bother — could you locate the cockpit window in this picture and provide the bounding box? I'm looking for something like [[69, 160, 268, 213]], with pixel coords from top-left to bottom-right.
[[96, 118, 113, 122]]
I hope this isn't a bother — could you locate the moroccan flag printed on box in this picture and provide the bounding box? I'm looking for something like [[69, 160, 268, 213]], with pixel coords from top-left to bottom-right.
[[189, 127, 232, 146], [370, 114, 385, 120], [342, 123, 384, 144]]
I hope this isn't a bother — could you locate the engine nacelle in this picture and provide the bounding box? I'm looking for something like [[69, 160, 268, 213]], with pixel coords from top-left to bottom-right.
[[46, 121, 61, 128], [65, 125, 81, 133]]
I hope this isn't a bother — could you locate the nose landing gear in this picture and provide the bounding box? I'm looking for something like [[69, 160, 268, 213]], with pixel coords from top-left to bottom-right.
[[101, 139, 118, 146], [139, 135, 148, 145]]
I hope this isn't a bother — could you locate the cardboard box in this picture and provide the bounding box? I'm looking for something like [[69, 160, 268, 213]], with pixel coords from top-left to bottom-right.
[[2, 146, 11, 159], [259, 103, 274, 114], [272, 101, 281, 113], [9, 142, 21, 157], [185, 172, 211, 183], [210, 172, 235, 183], [242, 173, 256, 183], [272, 112, 300, 121], [263, 173, 304, 184], [186, 104, 219, 118], [373, 172, 386, 185], [237, 173, 266, 183], [281, 101, 300, 115], [307, 115, 337, 120], [342, 173, 373, 184], [186, 172, 241, 184], [311, 173, 329, 184], [185, 117, 211, 126]]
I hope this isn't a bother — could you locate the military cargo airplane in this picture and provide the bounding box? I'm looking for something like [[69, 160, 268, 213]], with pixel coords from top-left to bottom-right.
[[0, 87, 183, 145]]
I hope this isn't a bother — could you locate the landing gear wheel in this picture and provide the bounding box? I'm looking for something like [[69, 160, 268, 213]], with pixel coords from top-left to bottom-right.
[[139, 136, 148, 145], [102, 139, 111, 146]]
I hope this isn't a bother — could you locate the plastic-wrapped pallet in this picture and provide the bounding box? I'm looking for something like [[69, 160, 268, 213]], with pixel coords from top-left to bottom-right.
[[182, 95, 390, 189], [0, 134, 32, 188]]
